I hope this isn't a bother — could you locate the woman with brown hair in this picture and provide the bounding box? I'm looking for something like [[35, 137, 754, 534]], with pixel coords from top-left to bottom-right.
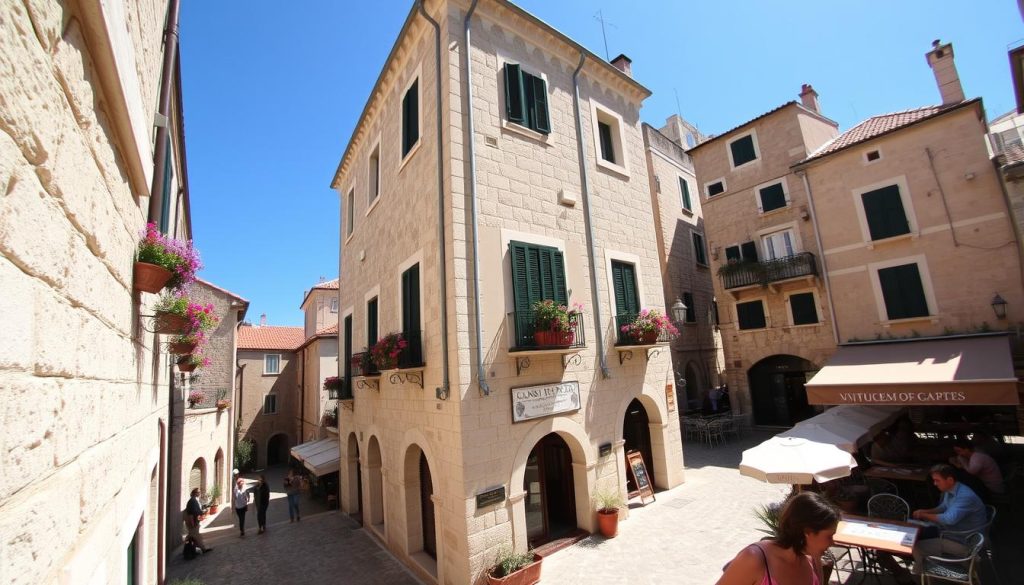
[[716, 492, 840, 585]]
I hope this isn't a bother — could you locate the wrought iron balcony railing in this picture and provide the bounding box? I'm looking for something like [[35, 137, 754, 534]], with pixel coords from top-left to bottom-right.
[[350, 351, 381, 377], [719, 252, 817, 290], [614, 313, 674, 346], [397, 330, 424, 369], [508, 310, 586, 351], [327, 377, 353, 400]]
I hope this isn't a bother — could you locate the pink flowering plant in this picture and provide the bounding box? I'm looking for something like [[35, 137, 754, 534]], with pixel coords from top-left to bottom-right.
[[532, 300, 583, 333], [155, 293, 219, 335], [323, 376, 342, 391], [136, 222, 202, 290], [371, 332, 408, 370], [178, 352, 211, 369], [619, 308, 678, 342], [188, 390, 204, 408]]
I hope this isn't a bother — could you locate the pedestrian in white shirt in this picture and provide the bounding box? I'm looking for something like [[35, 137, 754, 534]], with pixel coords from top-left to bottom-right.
[[951, 439, 1004, 495], [233, 478, 251, 536]]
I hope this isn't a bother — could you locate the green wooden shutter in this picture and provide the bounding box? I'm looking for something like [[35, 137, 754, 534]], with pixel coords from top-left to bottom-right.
[[878, 264, 928, 320], [159, 136, 173, 234], [730, 135, 757, 166], [402, 80, 419, 156], [504, 64, 525, 125], [789, 292, 818, 325], [402, 264, 420, 335], [862, 185, 909, 240], [510, 242, 532, 316], [759, 183, 787, 212], [693, 233, 707, 265], [530, 74, 550, 134], [741, 241, 759, 262], [737, 300, 766, 330], [367, 297, 378, 346], [611, 261, 639, 316], [343, 315, 352, 396], [679, 178, 692, 210], [551, 249, 567, 304]]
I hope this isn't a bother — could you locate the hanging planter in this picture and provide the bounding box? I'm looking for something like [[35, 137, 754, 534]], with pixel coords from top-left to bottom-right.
[[177, 356, 197, 372], [169, 339, 197, 355], [133, 262, 173, 294], [155, 311, 190, 334], [216, 399, 230, 410]]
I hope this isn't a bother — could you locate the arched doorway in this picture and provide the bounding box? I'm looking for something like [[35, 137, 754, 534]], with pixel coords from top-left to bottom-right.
[[189, 458, 206, 496], [367, 436, 384, 531], [684, 362, 703, 411], [748, 355, 817, 427], [418, 452, 436, 559], [402, 444, 436, 562], [267, 433, 289, 466], [622, 399, 655, 495], [214, 449, 224, 494], [524, 433, 577, 547], [346, 433, 362, 525]]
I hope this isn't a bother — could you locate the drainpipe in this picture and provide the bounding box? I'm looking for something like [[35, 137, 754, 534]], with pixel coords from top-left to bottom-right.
[[147, 0, 180, 227], [416, 0, 453, 399], [796, 170, 840, 346], [572, 54, 611, 378], [236, 361, 246, 440], [299, 348, 305, 440], [461, 0, 489, 395]]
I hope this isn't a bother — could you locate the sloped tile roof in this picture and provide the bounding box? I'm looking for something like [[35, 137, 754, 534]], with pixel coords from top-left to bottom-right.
[[800, 100, 979, 164], [311, 278, 339, 291], [315, 323, 338, 335], [997, 143, 1024, 167], [238, 325, 305, 351]]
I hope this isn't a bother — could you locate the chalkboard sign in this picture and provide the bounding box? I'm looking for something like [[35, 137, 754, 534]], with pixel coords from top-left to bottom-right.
[[626, 451, 655, 505]]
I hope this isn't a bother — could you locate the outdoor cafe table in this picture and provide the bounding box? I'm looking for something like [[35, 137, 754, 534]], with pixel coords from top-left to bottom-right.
[[834, 514, 920, 555], [863, 464, 930, 483]]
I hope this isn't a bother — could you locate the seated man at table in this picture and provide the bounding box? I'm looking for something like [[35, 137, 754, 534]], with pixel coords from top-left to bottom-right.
[[950, 439, 1004, 498]]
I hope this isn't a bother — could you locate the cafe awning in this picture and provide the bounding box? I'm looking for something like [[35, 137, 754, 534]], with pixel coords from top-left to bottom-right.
[[303, 443, 340, 476], [806, 334, 1019, 406], [289, 438, 334, 462]]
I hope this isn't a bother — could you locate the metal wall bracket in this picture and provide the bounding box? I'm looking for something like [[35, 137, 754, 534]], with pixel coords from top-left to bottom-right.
[[562, 353, 583, 369], [356, 378, 379, 392], [339, 400, 354, 411], [618, 350, 633, 365], [646, 348, 661, 361], [390, 370, 423, 389], [515, 356, 532, 376]]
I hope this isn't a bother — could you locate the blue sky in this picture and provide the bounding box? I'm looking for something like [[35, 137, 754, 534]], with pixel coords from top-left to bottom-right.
[[180, 0, 1023, 326]]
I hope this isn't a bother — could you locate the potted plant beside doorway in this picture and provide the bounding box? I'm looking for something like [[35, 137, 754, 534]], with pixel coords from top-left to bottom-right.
[[593, 487, 625, 538], [485, 547, 542, 585]]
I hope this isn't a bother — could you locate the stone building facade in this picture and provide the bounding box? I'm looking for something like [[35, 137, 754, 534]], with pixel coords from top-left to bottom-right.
[[688, 92, 840, 427], [642, 119, 723, 412], [169, 279, 248, 547], [236, 325, 305, 469], [1, 0, 192, 582], [298, 278, 340, 442], [330, 1, 682, 583]]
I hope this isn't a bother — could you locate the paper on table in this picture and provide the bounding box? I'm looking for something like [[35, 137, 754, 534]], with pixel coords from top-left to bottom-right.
[[842, 522, 916, 546]]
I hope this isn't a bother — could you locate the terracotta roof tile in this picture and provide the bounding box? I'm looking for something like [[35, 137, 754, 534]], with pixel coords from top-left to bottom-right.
[[315, 323, 338, 335], [238, 325, 305, 350], [997, 143, 1024, 167], [801, 100, 978, 164], [311, 278, 339, 290]]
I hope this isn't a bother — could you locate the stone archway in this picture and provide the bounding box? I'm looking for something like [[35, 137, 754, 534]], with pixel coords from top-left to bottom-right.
[[522, 433, 578, 547], [344, 433, 362, 525], [402, 444, 436, 561], [684, 361, 703, 411], [189, 458, 206, 496], [622, 398, 654, 495], [748, 354, 818, 427], [367, 435, 385, 533], [267, 433, 289, 467]]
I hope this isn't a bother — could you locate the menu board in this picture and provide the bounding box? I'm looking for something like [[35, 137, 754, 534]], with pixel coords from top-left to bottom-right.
[[627, 451, 655, 505]]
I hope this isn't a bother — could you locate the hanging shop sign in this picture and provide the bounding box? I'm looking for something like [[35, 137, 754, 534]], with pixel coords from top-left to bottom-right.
[[511, 381, 581, 423]]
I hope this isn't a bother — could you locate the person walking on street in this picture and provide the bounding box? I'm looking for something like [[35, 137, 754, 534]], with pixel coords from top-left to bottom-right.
[[184, 488, 212, 553], [233, 477, 250, 536], [285, 469, 301, 522], [257, 474, 271, 534]]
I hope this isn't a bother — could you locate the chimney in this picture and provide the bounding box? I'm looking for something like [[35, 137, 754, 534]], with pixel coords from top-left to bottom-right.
[[259, 313, 267, 327], [799, 83, 820, 113], [926, 39, 965, 105], [610, 54, 632, 77]]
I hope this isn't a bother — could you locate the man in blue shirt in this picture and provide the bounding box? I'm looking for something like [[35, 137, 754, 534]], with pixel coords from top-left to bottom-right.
[[910, 464, 987, 573]]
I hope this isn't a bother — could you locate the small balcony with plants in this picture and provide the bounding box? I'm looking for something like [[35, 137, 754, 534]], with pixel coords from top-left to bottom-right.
[[718, 252, 818, 293], [350, 351, 381, 378], [372, 331, 424, 388], [614, 309, 678, 365], [185, 388, 230, 412], [507, 301, 586, 376], [324, 376, 352, 401]]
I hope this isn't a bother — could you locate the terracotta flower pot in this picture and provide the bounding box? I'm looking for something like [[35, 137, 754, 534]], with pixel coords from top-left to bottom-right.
[[597, 508, 620, 538], [177, 357, 196, 372], [133, 261, 172, 294], [634, 330, 658, 344], [216, 399, 230, 410], [155, 312, 189, 335], [169, 340, 197, 355], [209, 504, 219, 514], [486, 554, 543, 585], [535, 330, 574, 347]]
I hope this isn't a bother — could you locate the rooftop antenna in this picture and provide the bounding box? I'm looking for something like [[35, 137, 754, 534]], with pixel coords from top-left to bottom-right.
[[593, 10, 616, 61], [673, 88, 683, 118]]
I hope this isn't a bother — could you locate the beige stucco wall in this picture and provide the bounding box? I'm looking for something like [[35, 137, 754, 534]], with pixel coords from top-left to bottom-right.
[[691, 105, 839, 417], [643, 123, 723, 412], [298, 337, 339, 442], [237, 349, 299, 469], [806, 105, 1024, 341], [0, 1, 185, 583], [332, 1, 681, 583], [303, 288, 339, 339]]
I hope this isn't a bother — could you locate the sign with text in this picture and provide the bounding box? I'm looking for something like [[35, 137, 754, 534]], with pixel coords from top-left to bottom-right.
[[475, 486, 506, 509], [626, 451, 656, 505], [511, 381, 581, 423], [807, 384, 1020, 406]]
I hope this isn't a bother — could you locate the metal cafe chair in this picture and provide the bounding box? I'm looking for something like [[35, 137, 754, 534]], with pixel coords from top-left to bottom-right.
[[867, 494, 909, 521], [940, 506, 1001, 585], [866, 478, 898, 497], [920, 532, 984, 585]]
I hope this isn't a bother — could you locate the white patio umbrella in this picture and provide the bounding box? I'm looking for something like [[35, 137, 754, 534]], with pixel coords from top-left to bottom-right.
[[819, 405, 903, 433], [779, 421, 866, 453], [739, 436, 858, 485]]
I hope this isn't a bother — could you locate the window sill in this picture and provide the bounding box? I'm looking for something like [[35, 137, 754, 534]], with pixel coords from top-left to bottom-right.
[[681, 207, 694, 217], [865, 232, 916, 249], [500, 119, 552, 144], [695, 262, 710, 269], [596, 157, 630, 179], [365, 195, 381, 217], [729, 159, 760, 172], [736, 327, 769, 333], [398, 140, 422, 173], [783, 323, 821, 330], [881, 316, 938, 327], [758, 206, 790, 218], [262, 372, 280, 377]]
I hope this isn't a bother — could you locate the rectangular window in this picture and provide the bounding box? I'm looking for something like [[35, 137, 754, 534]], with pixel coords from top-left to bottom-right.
[[263, 394, 277, 415], [706, 181, 725, 197], [862, 185, 910, 240], [401, 264, 423, 366], [679, 177, 692, 211], [330, 298, 339, 313], [692, 232, 708, 266], [368, 145, 380, 204], [346, 189, 354, 236], [598, 121, 615, 164], [366, 296, 378, 347], [343, 314, 352, 395], [402, 78, 419, 157], [711, 300, 720, 327], [611, 260, 641, 317], [736, 300, 767, 330], [264, 354, 280, 375], [758, 182, 787, 213], [510, 241, 569, 348], [729, 134, 758, 167], [725, 241, 759, 263], [789, 292, 819, 325], [503, 63, 550, 134], [682, 292, 696, 323], [878, 263, 929, 320], [761, 229, 795, 261]]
